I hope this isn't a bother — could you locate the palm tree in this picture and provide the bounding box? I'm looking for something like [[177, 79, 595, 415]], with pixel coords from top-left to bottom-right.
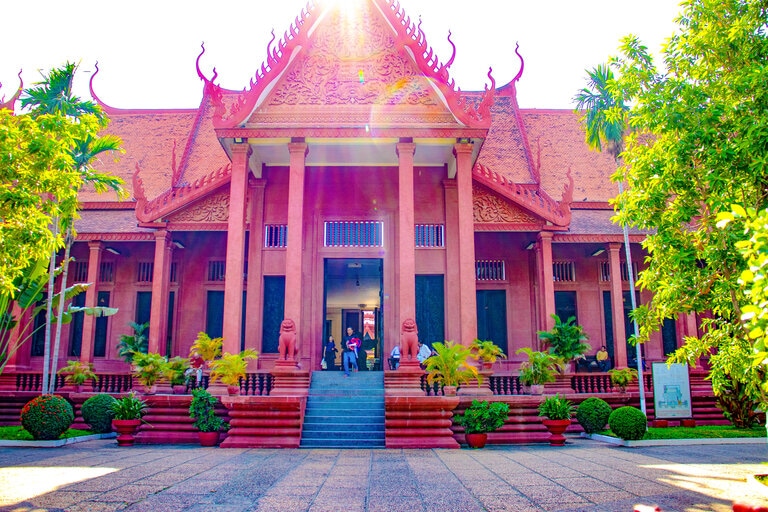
[[21, 63, 124, 394], [573, 63, 627, 160], [574, 63, 646, 414]]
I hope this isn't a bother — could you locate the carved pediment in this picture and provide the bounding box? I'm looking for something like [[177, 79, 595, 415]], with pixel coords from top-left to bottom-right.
[[473, 184, 539, 225], [248, 1, 455, 126], [166, 190, 230, 223]]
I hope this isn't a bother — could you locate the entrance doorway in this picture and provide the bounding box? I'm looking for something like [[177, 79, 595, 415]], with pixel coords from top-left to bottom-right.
[[324, 258, 383, 371]]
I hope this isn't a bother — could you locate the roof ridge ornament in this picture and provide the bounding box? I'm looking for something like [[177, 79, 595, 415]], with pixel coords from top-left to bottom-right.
[[0, 70, 23, 111]]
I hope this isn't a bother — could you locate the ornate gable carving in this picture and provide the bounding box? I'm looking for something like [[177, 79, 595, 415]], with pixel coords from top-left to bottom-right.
[[248, 2, 456, 127], [473, 184, 539, 224], [166, 190, 230, 223]]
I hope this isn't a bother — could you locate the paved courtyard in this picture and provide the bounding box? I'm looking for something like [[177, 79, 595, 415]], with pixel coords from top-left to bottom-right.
[[0, 437, 766, 512]]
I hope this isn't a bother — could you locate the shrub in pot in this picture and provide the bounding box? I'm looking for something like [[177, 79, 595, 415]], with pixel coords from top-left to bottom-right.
[[189, 388, 225, 446], [423, 341, 480, 395], [469, 339, 506, 369], [81, 394, 117, 433], [131, 351, 167, 393], [111, 392, 148, 446], [116, 321, 148, 364], [208, 349, 259, 394], [515, 347, 557, 394], [163, 356, 190, 393], [608, 367, 638, 393], [455, 399, 509, 448], [576, 397, 612, 434], [20, 395, 74, 440], [57, 360, 98, 390], [537, 314, 590, 373], [537, 393, 574, 446], [608, 406, 647, 441]]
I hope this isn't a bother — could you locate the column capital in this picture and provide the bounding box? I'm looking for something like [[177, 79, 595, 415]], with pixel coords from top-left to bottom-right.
[[453, 142, 474, 156], [607, 242, 622, 252], [537, 231, 554, 242], [87, 240, 104, 251], [288, 141, 308, 157], [396, 142, 416, 158]]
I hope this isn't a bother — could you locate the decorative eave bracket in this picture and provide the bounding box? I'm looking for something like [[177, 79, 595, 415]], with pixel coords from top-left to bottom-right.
[[473, 162, 573, 227]]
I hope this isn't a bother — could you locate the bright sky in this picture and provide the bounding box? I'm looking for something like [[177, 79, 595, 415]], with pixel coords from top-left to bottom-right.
[[0, 0, 682, 111]]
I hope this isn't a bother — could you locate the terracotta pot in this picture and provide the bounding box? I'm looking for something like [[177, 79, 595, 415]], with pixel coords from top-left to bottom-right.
[[198, 431, 220, 447], [465, 432, 488, 449], [652, 419, 669, 428], [172, 384, 187, 395], [481, 361, 493, 371], [142, 384, 157, 395], [522, 384, 544, 395], [681, 419, 696, 428], [112, 419, 141, 447], [542, 418, 571, 446], [442, 385, 457, 396], [227, 385, 240, 396]]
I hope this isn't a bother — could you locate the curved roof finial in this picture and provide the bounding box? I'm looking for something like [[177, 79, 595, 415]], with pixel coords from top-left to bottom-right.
[[513, 42, 525, 82], [0, 70, 23, 111], [196, 42, 209, 82], [444, 30, 456, 70]]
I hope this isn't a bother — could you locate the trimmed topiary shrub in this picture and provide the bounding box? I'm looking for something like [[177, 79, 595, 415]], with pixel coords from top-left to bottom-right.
[[576, 397, 612, 434], [20, 395, 75, 440], [608, 406, 647, 441], [81, 394, 117, 433]]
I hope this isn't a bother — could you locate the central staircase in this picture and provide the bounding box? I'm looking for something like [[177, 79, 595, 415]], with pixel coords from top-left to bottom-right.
[[300, 370, 385, 448]]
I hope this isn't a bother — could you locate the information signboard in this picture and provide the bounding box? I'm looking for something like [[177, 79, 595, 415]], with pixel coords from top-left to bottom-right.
[[652, 362, 692, 419]]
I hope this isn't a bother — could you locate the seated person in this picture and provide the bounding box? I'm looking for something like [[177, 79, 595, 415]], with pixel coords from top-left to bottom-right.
[[417, 341, 432, 369], [388, 345, 400, 370], [596, 346, 611, 372]]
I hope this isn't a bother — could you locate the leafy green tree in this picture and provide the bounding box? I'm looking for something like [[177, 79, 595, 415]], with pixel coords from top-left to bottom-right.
[[15, 63, 124, 393], [575, 0, 768, 425]]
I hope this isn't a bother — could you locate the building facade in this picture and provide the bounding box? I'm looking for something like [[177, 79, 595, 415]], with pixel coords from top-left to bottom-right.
[[5, 0, 695, 377]]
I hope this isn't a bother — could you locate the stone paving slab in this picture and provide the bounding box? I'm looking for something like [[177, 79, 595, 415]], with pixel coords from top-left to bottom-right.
[[0, 437, 765, 511]]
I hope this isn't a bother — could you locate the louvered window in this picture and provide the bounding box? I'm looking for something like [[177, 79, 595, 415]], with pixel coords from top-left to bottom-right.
[[476, 260, 506, 281], [415, 224, 444, 248], [137, 262, 154, 283], [265, 225, 288, 248], [324, 221, 383, 247], [599, 261, 639, 282], [553, 261, 576, 282], [99, 261, 114, 283], [72, 261, 88, 282], [207, 260, 226, 282]]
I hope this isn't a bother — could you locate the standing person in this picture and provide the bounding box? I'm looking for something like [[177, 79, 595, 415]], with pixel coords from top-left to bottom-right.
[[342, 327, 359, 377], [388, 344, 400, 370], [324, 336, 338, 371]]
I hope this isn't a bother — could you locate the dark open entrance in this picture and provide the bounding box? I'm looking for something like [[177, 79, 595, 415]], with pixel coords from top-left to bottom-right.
[[324, 258, 383, 370]]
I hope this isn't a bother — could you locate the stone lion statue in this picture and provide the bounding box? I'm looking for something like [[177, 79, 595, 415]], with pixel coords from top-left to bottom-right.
[[278, 318, 298, 361], [400, 318, 419, 361]]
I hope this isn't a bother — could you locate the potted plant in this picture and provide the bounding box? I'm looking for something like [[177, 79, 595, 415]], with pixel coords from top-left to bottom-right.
[[163, 356, 190, 394], [111, 391, 148, 446], [189, 388, 225, 446], [57, 360, 98, 392], [537, 314, 590, 373], [515, 347, 558, 394], [608, 367, 638, 393], [116, 321, 148, 364], [190, 332, 223, 364], [538, 393, 574, 446], [208, 349, 259, 395], [131, 351, 167, 394], [423, 341, 480, 395], [469, 339, 507, 370], [455, 399, 510, 448]]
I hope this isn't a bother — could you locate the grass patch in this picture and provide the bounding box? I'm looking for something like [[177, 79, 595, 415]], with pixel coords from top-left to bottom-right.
[[599, 425, 766, 440], [0, 426, 94, 441]]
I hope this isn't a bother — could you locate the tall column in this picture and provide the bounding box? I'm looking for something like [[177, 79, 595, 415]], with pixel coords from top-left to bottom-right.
[[284, 142, 307, 340], [148, 231, 171, 355], [79, 241, 103, 362], [222, 143, 251, 354], [442, 180, 460, 342], [608, 243, 628, 368], [397, 142, 417, 331], [245, 179, 266, 354], [454, 142, 477, 345], [537, 232, 556, 333]]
